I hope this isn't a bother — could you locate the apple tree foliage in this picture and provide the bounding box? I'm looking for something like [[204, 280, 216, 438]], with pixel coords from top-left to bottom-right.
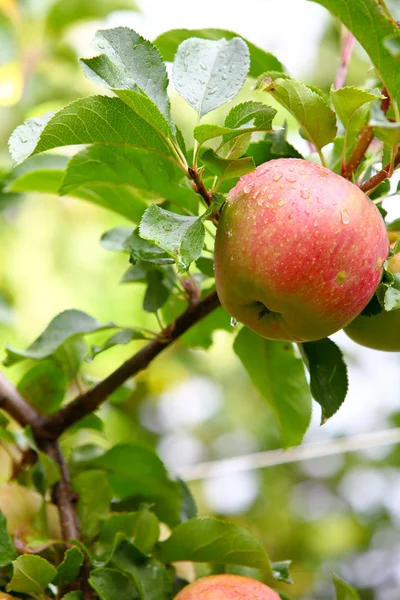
[[0, 0, 399, 597]]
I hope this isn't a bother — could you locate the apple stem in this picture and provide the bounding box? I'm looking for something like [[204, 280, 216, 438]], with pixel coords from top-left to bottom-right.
[[359, 146, 400, 193]]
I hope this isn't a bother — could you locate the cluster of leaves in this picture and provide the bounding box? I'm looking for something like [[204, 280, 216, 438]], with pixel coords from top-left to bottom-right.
[[0, 0, 400, 597]]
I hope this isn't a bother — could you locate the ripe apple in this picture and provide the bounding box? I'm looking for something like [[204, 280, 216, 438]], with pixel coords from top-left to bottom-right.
[[344, 251, 400, 351], [214, 158, 388, 341], [173, 574, 280, 599]]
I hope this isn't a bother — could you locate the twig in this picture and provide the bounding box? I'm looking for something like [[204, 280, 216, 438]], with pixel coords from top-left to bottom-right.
[[334, 27, 355, 90], [41, 440, 80, 542], [359, 146, 400, 192], [342, 125, 374, 180], [188, 167, 213, 206], [36, 290, 221, 438]]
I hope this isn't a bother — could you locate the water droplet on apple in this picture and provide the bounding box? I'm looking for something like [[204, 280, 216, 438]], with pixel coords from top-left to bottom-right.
[[285, 176, 297, 183], [333, 200, 338, 205], [288, 214, 294, 220], [314, 230, 319, 237], [313, 220, 318, 227], [341, 208, 350, 225], [304, 208, 310, 216], [278, 199, 285, 207], [289, 166, 295, 172], [273, 172, 282, 181], [300, 189, 310, 199]]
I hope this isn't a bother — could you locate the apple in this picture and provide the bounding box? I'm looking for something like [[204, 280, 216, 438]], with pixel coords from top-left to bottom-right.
[[344, 251, 400, 351], [214, 158, 389, 342], [173, 574, 280, 599]]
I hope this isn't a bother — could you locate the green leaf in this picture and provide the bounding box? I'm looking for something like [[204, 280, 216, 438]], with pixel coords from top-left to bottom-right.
[[100, 227, 133, 252], [111, 541, 172, 600], [17, 359, 66, 414], [0, 511, 17, 567], [60, 146, 197, 212], [6, 555, 57, 595], [200, 149, 255, 182], [331, 86, 379, 159], [154, 29, 284, 79], [73, 470, 113, 542], [194, 124, 233, 144], [172, 37, 250, 118], [160, 517, 273, 580], [89, 329, 148, 360], [97, 509, 160, 559], [309, 0, 400, 113], [81, 28, 172, 127], [124, 229, 174, 266], [55, 547, 84, 587], [143, 270, 173, 313], [139, 204, 209, 272], [5, 154, 68, 194], [246, 124, 303, 165], [62, 593, 83, 600], [89, 443, 182, 527], [47, 0, 138, 33], [9, 95, 172, 166], [4, 310, 115, 366], [271, 561, 292, 584], [259, 74, 337, 151], [89, 568, 140, 600], [332, 573, 360, 599], [300, 338, 348, 423], [234, 328, 311, 447]]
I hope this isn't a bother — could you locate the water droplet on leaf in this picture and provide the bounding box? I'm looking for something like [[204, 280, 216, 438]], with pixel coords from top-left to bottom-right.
[[230, 316, 239, 328]]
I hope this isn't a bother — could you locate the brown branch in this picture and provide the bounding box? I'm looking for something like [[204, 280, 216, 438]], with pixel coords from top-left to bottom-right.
[[36, 290, 221, 439], [0, 373, 42, 428], [359, 146, 400, 192], [342, 125, 374, 180], [188, 167, 212, 206], [41, 440, 80, 542], [334, 27, 355, 90]]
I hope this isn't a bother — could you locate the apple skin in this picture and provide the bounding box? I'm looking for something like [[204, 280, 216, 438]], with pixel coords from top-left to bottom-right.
[[344, 252, 400, 351], [173, 574, 280, 599], [214, 158, 389, 342]]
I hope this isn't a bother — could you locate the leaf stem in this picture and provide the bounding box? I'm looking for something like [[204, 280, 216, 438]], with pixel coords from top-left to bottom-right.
[[342, 125, 374, 180], [359, 145, 400, 192], [334, 27, 355, 90]]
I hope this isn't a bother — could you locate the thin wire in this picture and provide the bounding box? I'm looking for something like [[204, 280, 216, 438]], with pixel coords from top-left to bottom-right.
[[176, 427, 400, 481]]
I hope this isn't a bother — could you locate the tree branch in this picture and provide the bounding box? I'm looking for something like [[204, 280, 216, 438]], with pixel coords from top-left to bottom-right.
[[359, 146, 400, 192], [41, 440, 81, 542], [36, 290, 221, 439], [0, 373, 42, 428], [334, 27, 355, 90], [342, 125, 374, 180]]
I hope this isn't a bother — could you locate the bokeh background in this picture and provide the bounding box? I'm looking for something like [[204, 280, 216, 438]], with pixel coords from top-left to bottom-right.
[[1, 1, 400, 598]]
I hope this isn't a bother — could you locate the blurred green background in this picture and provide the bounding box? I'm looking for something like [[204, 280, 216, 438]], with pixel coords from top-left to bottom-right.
[[1, 1, 400, 599]]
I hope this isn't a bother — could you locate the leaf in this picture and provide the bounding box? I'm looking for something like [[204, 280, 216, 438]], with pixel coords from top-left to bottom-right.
[[97, 509, 160, 560], [55, 547, 84, 587], [9, 95, 172, 166], [6, 555, 57, 595], [234, 328, 311, 447], [259, 74, 337, 150], [111, 541, 172, 600], [143, 270, 173, 313], [271, 561, 292, 584], [246, 124, 303, 165], [160, 517, 273, 580], [194, 124, 233, 144], [154, 28, 284, 79], [4, 310, 115, 366], [89, 568, 140, 600], [309, 0, 400, 112], [17, 359, 67, 414], [89, 443, 182, 527], [0, 511, 17, 567], [332, 573, 360, 599], [60, 146, 198, 212], [139, 205, 209, 272], [73, 470, 112, 542], [5, 154, 69, 194], [89, 329, 148, 360], [46, 0, 138, 33], [300, 338, 348, 424], [200, 149, 255, 182], [100, 227, 133, 252], [62, 593, 83, 600], [331, 86, 379, 159], [172, 37, 250, 118], [124, 229, 174, 265], [81, 28, 172, 127]]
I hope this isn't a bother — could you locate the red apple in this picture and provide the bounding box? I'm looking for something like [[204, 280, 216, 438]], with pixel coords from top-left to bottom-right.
[[214, 158, 388, 342], [173, 574, 280, 599], [344, 251, 400, 351]]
